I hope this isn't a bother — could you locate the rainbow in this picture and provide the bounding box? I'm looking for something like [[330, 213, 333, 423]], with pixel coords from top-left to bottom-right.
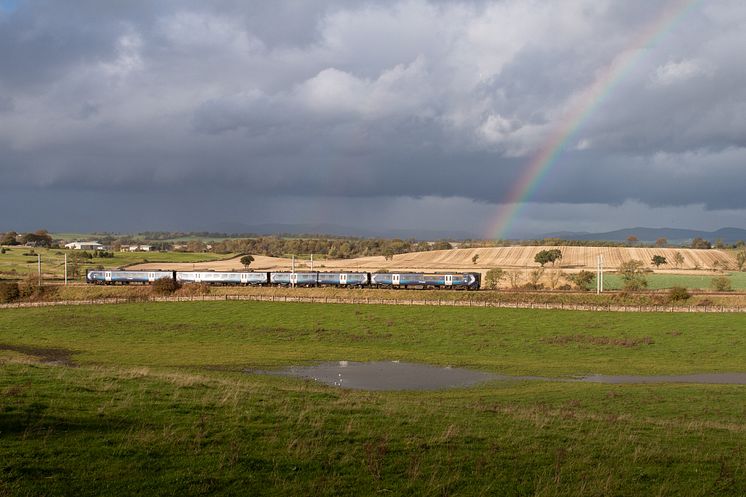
[[487, 0, 701, 240]]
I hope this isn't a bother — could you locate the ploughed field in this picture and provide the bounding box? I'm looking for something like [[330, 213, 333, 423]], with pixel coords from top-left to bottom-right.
[[3, 301, 746, 495], [131, 246, 736, 273]]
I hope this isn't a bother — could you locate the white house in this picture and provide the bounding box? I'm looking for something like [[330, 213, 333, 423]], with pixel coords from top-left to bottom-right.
[[65, 241, 105, 250], [121, 244, 153, 252]]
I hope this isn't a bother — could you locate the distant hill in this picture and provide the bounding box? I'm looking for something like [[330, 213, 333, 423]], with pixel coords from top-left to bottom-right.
[[540, 227, 746, 244], [204, 222, 478, 241]]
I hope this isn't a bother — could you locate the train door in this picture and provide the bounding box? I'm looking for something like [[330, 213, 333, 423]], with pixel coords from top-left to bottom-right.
[[104, 271, 112, 282], [290, 273, 298, 286], [392, 274, 400, 286], [148, 272, 156, 282], [340, 274, 348, 286], [240, 272, 249, 285], [445, 275, 453, 287]]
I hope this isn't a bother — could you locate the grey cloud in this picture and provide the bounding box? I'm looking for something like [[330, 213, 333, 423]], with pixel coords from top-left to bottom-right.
[[1, 0, 746, 233]]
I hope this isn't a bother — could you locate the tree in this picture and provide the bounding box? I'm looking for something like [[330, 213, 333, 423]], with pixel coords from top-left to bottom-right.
[[507, 271, 523, 289], [715, 239, 725, 249], [568, 271, 595, 291], [484, 268, 505, 290], [548, 268, 565, 289], [382, 248, 395, 261], [618, 259, 648, 291], [471, 254, 479, 265], [711, 276, 732, 292], [626, 235, 638, 246], [673, 251, 685, 269], [534, 249, 562, 267], [20, 230, 52, 247], [651, 255, 667, 268], [655, 237, 667, 247], [1, 231, 19, 245], [737, 251, 746, 272], [240, 255, 254, 269], [527, 268, 544, 289], [691, 237, 711, 249]]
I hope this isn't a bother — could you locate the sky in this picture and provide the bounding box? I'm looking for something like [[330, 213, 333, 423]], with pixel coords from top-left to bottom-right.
[[1, 0, 746, 238]]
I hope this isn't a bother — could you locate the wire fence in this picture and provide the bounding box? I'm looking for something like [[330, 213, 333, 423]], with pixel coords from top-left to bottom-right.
[[2, 293, 745, 313]]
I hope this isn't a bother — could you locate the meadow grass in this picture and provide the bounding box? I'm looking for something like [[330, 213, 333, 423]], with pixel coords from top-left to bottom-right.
[[603, 271, 746, 290], [0, 247, 235, 281], [2, 302, 746, 495]]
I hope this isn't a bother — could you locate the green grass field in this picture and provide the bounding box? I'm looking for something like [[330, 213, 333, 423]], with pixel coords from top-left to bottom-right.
[[602, 272, 746, 290], [0, 247, 235, 281], [2, 301, 746, 495]]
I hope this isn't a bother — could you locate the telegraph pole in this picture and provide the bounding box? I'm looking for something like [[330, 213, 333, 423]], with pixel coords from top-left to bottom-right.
[[37, 253, 41, 286], [64, 253, 68, 286]]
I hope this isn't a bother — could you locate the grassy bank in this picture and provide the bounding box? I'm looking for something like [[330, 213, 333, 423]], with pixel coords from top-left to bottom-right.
[[0, 247, 235, 281], [2, 302, 746, 495], [41, 283, 746, 308]]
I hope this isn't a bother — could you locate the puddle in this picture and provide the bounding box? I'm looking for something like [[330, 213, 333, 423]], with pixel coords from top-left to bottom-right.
[[0, 344, 76, 366], [261, 361, 496, 391], [256, 361, 746, 390], [578, 373, 746, 385]]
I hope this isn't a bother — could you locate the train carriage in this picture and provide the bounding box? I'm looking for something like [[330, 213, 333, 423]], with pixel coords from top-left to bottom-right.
[[87, 270, 174, 284], [317, 272, 369, 287], [370, 272, 480, 290], [176, 271, 268, 285], [270, 272, 318, 286]]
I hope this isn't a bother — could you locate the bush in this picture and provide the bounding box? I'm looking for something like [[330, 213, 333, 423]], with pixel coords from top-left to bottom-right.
[[0, 248, 6, 254], [668, 286, 691, 302], [176, 283, 211, 297], [151, 278, 181, 295], [711, 276, 732, 292], [0, 282, 20, 303], [618, 260, 648, 291], [16, 276, 58, 301], [484, 268, 505, 290], [568, 270, 595, 291]]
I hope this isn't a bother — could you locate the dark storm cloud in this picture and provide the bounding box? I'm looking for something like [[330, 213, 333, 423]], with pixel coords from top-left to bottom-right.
[[2, 0, 746, 233]]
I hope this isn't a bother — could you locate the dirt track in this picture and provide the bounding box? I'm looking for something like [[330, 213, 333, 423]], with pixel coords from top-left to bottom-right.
[[130, 246, 736, 274]]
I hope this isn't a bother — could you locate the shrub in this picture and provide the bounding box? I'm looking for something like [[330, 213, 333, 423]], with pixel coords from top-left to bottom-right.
[[18, 275, 41, 299], [568, 270, 595, 291], [0, 282, 20, 303], [618, 260, 648, 291], [484, 268, 505, 290], [16, 276, 58, 301], [176, 283, 211, 297], [0, 248, 6, 254], [152, 278, 181, 295], [711, 276, 732, 292], [522, 282, 544, 290], [668, 286, 691, 302]]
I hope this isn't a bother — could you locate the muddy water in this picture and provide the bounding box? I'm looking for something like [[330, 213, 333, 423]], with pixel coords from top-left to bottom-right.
[[259, 361, 746, 391], [579, 373, 746, 384], [265, 361, 497, 391]]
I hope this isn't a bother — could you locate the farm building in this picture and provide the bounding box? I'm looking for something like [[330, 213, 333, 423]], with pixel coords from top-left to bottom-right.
[[64, 241, 106, 250], [121, 244, 153, 252]]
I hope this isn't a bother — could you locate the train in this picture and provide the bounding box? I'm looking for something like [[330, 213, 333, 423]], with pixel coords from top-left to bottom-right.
[[86, 270, 481, 290]]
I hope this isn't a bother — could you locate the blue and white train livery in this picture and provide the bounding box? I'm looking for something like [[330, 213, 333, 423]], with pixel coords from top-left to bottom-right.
[[87, 270, 480, 290]]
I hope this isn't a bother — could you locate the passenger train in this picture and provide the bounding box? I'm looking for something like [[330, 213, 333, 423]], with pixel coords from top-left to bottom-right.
[[86, 270, 481, 290]]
